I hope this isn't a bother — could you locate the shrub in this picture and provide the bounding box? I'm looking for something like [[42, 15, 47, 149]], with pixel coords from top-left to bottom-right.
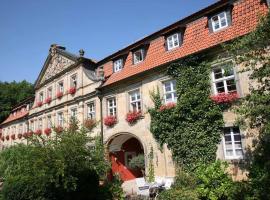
[[129, 154, 145, 176]]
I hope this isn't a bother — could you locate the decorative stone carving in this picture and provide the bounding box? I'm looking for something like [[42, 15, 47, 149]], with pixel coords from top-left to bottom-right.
[[40, 54, 75, 84]]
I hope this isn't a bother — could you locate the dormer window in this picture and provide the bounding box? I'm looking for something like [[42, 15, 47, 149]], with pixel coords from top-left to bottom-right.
[[166, 33, 181, 51], [133, 49, 145, 64], [114, 59, 123, 72], [211, 11, 228, 32]]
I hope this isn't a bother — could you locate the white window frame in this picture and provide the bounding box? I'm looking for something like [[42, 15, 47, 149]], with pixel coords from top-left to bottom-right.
[[47, 87, 52, 98], [113, 59, 123, 72], [223, 127, 244, 159], [107, 97, 117, 116], [71, 74, 77, 88], [129, 89, 141, 112], [58, 81, 64, 93], [211, 64, 236, 95], [39, 92, 44, 102], [70, 107, 77, 119], [38, 118, 43, 130], [57, 112, 64, 127], [211, 11, 228, 32], [47, 115, 52, 128], [166, 33, 180, 50], [163, 80, 177, 103], [87, 102, 95, 119], [133, 49, 144, 64]]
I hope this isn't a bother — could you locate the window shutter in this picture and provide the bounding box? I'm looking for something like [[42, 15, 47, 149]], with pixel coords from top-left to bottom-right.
[[226, 8, 232, 26], [208, 17, 214, 33]]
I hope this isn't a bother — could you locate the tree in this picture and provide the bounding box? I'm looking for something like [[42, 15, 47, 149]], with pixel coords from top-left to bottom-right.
[[0, 80, 34, 123], [0, 125, 110, 200], [226, 7, 270, 199]]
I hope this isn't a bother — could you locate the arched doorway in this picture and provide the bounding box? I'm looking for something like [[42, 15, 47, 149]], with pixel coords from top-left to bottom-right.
[[107, 134, 145, 181]]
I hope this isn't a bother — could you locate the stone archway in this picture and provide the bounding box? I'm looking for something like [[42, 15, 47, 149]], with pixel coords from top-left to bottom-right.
[[107, 133, 145, 181]]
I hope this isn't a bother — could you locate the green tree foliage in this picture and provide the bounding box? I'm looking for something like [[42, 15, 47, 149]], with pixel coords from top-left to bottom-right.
[[149, 56, 224, 171], [226, 8, 270, 200], [0, 126, 110, 200], [195, 160, 234, 200], [0, 80, 34, 123]]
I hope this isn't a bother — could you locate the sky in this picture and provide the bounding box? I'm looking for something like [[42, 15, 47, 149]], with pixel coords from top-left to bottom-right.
[[0, 0, 217, 83]]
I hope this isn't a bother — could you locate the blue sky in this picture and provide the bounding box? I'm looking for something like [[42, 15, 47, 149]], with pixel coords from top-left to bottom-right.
[[0, 0, 217, 83]]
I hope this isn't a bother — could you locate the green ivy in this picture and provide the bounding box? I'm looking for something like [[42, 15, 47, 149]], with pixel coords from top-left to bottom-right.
[[149, 56, 224, 171]]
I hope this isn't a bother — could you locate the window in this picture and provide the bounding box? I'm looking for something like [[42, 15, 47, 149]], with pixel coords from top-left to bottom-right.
[[223, 127, 243, 159], [47, 87, 52, 98], [58, 81, 64, 93], [39, 92, 44, 102], [211, 11, 228, 32], [212, 64, 237, 94], [87, 103, 95, 119], [113, 59, 123, 72], [19, 124, 23, 134], [133, 49, 144, 64], [57, 112, 64, 127], [107, 97, 117, 116], [47, 115, 52, 128], [71, 74, 77, 88], [30, 121, 34, 131], [125, 152, 136, 168], [163, 80, 177, 103], [70, 108, 77, 119], [38, 118, 43, 130], [166, 33, 180, 50], [129, 90, 141, 112]]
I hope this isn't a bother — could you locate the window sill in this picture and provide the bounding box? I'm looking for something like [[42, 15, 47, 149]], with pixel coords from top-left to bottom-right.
[[211, 25, 230, 34]]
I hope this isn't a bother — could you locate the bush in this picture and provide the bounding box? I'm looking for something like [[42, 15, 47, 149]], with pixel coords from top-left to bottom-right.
[[0, 127, 109, 200]]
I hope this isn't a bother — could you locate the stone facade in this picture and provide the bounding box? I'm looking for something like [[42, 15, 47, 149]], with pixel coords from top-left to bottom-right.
[[0, 0, 269, 182]]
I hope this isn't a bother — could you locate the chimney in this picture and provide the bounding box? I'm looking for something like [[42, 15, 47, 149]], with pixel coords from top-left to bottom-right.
[[79, 49, 85, 57]]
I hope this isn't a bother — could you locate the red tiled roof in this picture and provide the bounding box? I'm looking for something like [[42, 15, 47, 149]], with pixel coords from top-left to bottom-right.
[[1, 111, 29, 126], [101, 0, 268, 87]]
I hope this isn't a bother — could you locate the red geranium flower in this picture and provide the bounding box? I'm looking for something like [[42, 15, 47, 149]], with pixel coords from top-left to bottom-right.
[[56, 92, 63, 99], [104, 116, 117, 127], [37, 101, 43, 107], [55, 126, 63, 134], [68, 87, 76, 95], [210, 92, 239, 104], [159, 102, 176, 111], [35, 129, 42, 136], [45, 97, 52, 104], [126, 111, 142, 124], [44, 128, 51, 136]]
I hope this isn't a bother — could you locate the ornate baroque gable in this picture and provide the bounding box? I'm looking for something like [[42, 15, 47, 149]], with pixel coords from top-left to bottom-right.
[[40, 53, 75, 84]]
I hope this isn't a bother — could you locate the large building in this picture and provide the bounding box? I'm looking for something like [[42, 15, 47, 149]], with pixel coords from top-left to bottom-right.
[[0, 0, 269, 185]]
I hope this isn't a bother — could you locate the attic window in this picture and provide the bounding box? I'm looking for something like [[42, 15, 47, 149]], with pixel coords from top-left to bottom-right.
[[114, 59, 123, 72], [133, 49, 145, 64], [166, 32, 182, 51], [211, 11, 229, 32]]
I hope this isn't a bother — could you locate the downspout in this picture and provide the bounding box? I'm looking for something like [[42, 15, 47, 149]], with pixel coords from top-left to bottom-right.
[[97, 90, 104, 144]]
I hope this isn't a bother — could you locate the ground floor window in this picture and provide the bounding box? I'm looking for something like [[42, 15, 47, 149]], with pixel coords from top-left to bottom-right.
[[223, 127, 243, 159]]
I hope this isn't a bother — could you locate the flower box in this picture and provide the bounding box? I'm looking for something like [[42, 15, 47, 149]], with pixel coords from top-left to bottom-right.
[[18, 133, 23, 139], [11, 134, 16, 140], [35, 129, 42, 136], [104, 116, 117, 127], [126, 111, 142, 124], [45, 97, 52, 104], [6, 135, 9, 141], [210, 92, 239, 104], [56, 92, 63, 99], [37, 101, 43, 107], [44, 128, 51, 136], [68, 87, 76, 95], [159, 102, 176, 111], [1, 136, 4, 142], [84, 119, 96, 131], [55, 126, 63, 134]]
